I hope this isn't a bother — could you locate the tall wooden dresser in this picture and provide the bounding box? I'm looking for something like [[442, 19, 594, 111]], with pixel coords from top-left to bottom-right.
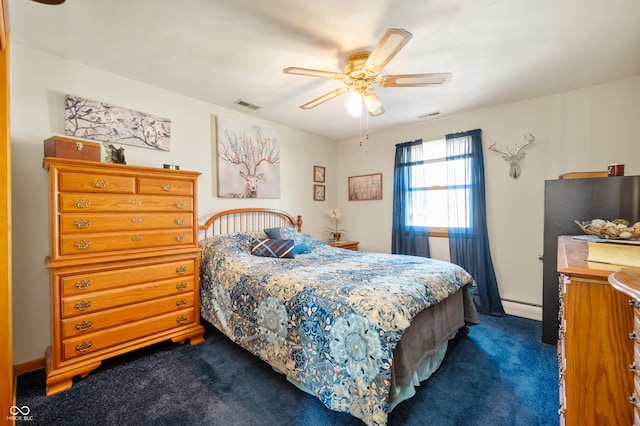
[[557, 236, 633, 425], [43, 158, 205, 396]]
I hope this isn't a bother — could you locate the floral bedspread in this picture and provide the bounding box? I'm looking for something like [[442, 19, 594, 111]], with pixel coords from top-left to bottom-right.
[[199, 232, 476, 426]]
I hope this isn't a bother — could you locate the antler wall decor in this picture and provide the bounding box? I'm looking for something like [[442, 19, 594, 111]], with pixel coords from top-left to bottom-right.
[[488, 133, 536, 179]]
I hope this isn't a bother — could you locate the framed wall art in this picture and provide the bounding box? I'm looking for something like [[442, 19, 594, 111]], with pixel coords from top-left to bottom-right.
[[348, 173, 382, 201], [65, 94, 171, 151], [215, 116, 281, 198], [314, 184, 325, 201], [313, 165, 325, 183]]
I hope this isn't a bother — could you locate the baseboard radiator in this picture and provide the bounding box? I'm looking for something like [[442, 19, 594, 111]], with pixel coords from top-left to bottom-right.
[[501, 299, 542, 321]]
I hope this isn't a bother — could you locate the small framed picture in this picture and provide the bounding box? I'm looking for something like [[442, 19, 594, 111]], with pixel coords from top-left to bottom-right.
[[313, 165, 326, 183], [313, 184, 325, 201], [348, 173, 383, 201]]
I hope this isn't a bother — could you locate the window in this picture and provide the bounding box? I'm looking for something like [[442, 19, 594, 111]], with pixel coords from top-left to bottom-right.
[[407, 139, 471, 236]]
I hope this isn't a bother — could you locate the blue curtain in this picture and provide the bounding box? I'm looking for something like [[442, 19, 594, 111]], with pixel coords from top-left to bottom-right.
[[391, 139, 430, 257], [446, 129, 504, 316]]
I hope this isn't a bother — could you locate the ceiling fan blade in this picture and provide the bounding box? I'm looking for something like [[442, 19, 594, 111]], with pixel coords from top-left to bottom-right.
[[300, 87, 350, 109], [363, 28, 413, 74], [283, 67, 344, 80], [381, 72, 452, 87], [363, 90, 385, 116]]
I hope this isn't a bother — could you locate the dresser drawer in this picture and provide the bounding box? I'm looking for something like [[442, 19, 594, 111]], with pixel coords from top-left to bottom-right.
[[61, 293, 195, 338], [62, 308, 195, 360], [60, 229, 194, 255], [60, 259, 195, 296], [60, 212, 193, 233], [59, 193, 193, 213], [138, 178, 194, 196], [58, 172, 136, 194], [61, 277, 195, 317]]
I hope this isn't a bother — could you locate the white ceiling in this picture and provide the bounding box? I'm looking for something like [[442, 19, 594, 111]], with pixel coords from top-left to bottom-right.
[[9, 0, 640, 141]]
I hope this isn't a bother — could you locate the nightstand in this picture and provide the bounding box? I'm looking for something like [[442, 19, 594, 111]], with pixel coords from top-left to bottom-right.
[[327, 240, 359, 251]]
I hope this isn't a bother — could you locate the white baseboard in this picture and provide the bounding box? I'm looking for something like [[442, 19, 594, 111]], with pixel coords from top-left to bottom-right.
[[502, 300, 542, 321]]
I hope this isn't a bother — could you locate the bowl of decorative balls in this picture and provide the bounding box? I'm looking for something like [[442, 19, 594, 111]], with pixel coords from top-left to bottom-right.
[[575, 218, 640, 240]]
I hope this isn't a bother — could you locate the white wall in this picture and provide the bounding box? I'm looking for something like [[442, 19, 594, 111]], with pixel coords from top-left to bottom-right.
[[10, 44, 338, 364], [336, 75, 640, 310]]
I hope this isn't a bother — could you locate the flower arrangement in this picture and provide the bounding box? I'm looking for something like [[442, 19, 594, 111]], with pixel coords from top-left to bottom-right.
[[325, 209, 346, 241]]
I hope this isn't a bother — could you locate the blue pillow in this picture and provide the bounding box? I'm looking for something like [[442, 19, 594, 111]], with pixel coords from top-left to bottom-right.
[[264, 226, 311, 254], [250, 238, 294, 258]]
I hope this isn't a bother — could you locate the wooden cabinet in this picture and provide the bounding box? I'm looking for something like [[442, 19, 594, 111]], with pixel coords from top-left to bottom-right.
[[327, 240, 359, 251], [557, 236, 634, 426], [44, 158, 204, 396], [609, 268, 640, 426]]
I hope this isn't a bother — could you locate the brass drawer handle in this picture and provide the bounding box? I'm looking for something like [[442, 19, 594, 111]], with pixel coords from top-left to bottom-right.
[[175, 217, 186, 225], [75, 300, 92, 311], [131, 235, 142, 242], [92, 179, 109, 189], [131, 199, 143, 206], [131, 217, 142, 224], [73, 199, 91, 208], [75, 341, 93, 352], [176, 282, 187, 291], [74, 219, 91, 229], [630, 331, 640, 342], [74, 279, 92, 290], [175, 201, 186, 209], [176, 266, 187, 274], [175, 234, 186, 242], [75, 320, 92, 332], [176, 315, 188, 324], [631, 393, 640, 409], [176, 298, 188, 307], [161, 183, 174, 192], [74, 240, 91, 250]]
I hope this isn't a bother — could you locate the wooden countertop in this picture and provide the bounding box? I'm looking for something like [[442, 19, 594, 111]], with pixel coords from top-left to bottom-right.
[[557, 235, 619, 279]]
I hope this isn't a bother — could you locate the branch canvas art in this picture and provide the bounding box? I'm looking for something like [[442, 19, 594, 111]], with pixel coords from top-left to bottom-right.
[[64, 94, 171, 151], [216, 116, 280, 198]]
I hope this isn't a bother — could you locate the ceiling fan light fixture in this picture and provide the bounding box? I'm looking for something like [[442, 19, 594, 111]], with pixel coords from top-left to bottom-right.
[[363, 91, 384, 116], [346, 91, 363, 117], [285, 28, 451, 115]]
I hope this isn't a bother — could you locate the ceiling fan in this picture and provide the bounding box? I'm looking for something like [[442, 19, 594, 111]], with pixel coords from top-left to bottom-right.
[[283, 28, 452, 117]]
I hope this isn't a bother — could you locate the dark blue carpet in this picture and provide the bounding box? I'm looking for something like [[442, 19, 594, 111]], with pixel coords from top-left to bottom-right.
[[16, 314, 558, 425]]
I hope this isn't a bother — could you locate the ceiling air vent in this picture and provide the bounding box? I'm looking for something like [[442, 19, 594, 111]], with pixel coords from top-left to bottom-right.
[[416, 111, 441, 119], [235, 99, 260, 110]]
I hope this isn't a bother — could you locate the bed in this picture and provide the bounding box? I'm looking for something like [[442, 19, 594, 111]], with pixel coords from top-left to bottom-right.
[[197, 208, 479, 426]]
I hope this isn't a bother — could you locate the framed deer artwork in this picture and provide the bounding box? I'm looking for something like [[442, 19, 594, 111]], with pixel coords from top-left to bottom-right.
[[215, 116, 281, 198]]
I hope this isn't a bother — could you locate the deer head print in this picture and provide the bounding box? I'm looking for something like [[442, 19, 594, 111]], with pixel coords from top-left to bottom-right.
[[239, 171, 263, 198], [217, 125, 280, 198], [488, 134, 536, 179]]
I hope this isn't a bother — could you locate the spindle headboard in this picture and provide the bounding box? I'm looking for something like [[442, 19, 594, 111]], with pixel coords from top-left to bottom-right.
[[198, 208, 303, 240]]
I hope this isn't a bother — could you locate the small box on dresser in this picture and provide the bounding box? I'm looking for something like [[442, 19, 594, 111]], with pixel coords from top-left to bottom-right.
[[44, 136, 101, 162], [43, 157, 205, 396]]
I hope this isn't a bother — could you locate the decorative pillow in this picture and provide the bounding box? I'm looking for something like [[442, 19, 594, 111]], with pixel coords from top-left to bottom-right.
[[250, 238, 294, 259], [264, 226, 311, 254]]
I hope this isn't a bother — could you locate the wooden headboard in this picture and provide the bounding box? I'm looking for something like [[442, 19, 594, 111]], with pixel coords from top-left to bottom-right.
[[198, 208, 303, 240]]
